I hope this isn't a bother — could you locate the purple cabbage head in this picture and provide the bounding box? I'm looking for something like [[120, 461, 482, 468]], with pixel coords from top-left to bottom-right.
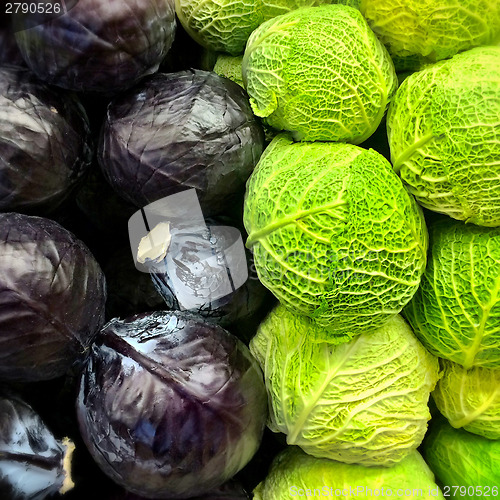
[[98, 70, 264, 216], [76, 310, 267, 499], [0, 66, 93, 213], [14, 0, 176, 94], [0, 213, 107, 382]]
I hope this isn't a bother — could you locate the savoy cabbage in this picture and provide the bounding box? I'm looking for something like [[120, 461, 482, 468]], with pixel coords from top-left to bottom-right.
[[387, 47, 500, 226], [250, 307, 440, 466], [242, 4, 397, 143], [244, 134, 428, 337]]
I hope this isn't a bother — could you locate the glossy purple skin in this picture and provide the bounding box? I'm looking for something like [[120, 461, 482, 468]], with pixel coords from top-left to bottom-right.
[[0, 66, 92, 213], [0, 392, 70, 500], [98, 70, 265, 216], [0, 213, 107, 382], [76, 311, 267, 499], [14, 0, 176, 94]]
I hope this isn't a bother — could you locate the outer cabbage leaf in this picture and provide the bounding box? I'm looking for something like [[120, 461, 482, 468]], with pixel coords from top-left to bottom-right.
[[253, 447, 444, 500], [0, 392, 75, 500], [244, 134, 428, 335], [432, 360, 500, 440], [403, 218, 500, 369], [213, 55, 245, 88], [242, 5, 397, 143], [175, 0, 360, 56], [422, 418, 500, 495], [387, 47, 500, 226], [361, 0, 500, 69], [250, 308, 440, 466]]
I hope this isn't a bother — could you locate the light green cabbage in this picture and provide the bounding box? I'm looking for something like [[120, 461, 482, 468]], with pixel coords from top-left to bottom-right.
[[361, 0, 500, 70], [249, 308, 440, 466], [432, 360, 500, 440], [404, 218, 500, 369], [175, 0, 360, 56], [387, 46, 500, 226], [213, 55, 244, 88], [254, 447, 444, 500], [422, 418, 500, 495], [244, 134, 428, 335], [242, 4, 397, 143]]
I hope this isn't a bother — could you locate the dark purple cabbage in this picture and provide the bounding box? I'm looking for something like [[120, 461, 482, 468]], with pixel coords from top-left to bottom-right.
[[98, 70, 265, 216], [13, 0, 176, 94], [0, 66, 92, 213], [76, 311, 267, 499], [0, 213, 107, 382], [0, 391, 75, 500]]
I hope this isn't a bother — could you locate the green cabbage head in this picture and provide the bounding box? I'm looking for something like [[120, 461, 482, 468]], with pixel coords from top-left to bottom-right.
[[242, 4, 397, 143], [249, 307, 440, 466], [404, 218, 500, 369], [361, 0, 500, 69], [213, 55, 245, 88], [175, 0, 360, 56], [253, 447, 444, 500], [244, 134, 428, 337], [422, 419, 500, 495], [387, 46, 500, 226], [432, 360, 500, 440]]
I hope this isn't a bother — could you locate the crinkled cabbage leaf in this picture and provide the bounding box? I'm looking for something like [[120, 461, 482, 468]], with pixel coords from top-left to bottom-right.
[[387, 47, 500, 226], [250, 307, 440, 466], [176, 0, 360, 56], [404, 218, 500, 369], [253, 447, 444, 500], [244, 134, 428, 335], [432, 360, 500, 440], [422, 418, 500, 493], [361, 0, 500, 70], [242, 5, 397, 143]]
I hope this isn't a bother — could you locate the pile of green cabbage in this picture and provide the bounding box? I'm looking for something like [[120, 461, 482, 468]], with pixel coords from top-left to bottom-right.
[[177, 0, 500, 494]]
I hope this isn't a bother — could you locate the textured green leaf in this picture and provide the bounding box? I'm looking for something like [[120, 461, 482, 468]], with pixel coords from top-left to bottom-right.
[[387, 46, 500, 226], [422, 419, 500, 493], [432, 360, 500, 439], [361, 0, 500, 67], [250, 309, 440, 466], [253, 448, 444, 500], [175, 0, 360, 56], [244, 134, 428, 335], [242, 4, 397, 143], [404, 218, 500, 369]]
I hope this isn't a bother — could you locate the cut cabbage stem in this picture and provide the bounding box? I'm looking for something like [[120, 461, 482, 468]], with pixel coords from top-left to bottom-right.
[[137, 221, 172, 264], [60, 437, 76, 495], [246, 199, 347, 247]]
